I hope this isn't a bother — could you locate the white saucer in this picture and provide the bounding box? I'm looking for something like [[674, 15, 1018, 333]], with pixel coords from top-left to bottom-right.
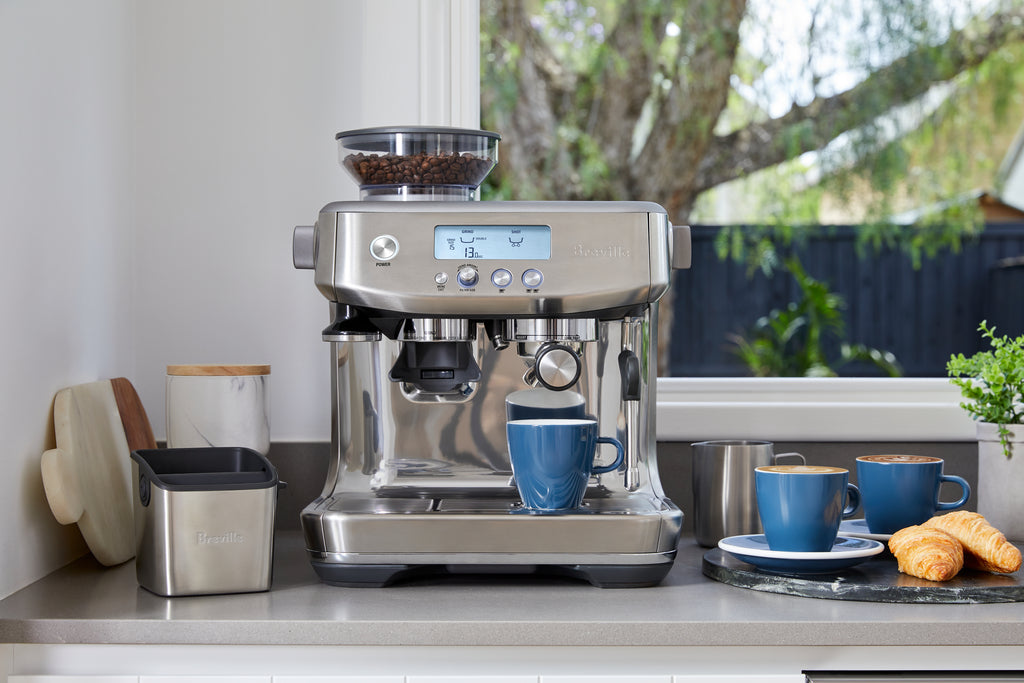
[[839, 518, 892, 542], [717, 534, 885, 574]]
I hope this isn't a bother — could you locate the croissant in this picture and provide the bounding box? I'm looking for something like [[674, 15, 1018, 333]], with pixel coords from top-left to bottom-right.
[[923, 511, 1022, 574], [888, 525, 964, 582]]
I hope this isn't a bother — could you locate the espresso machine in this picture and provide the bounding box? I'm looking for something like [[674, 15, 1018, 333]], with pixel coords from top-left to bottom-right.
[[291, 126, 690, 587]]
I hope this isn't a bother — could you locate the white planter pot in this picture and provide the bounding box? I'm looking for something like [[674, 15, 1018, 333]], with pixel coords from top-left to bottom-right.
[[976, 422, 1024, 542]]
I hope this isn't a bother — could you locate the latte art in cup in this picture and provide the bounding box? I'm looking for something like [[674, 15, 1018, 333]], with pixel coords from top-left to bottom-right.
[[859, 455, 941, 464], [756, 464, 846, 474], [855, 454, 971, 534], [754, 464, 861, 551]]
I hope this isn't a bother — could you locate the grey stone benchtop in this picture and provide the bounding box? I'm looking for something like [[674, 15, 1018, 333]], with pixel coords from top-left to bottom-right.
[[1, 532, 1023, 648]]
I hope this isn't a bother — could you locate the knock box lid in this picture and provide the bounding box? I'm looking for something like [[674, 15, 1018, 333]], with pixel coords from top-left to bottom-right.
[[166, 364, 271, 376]]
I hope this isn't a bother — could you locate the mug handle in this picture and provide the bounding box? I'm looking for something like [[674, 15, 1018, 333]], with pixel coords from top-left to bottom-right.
[[936, 474, 971, 511], [842, 483, 862, 519], [591, 437, 625, 475], [772, 452, 806, 466]]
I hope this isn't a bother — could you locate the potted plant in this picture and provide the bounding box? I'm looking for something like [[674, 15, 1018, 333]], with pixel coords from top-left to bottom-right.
[[947, 321, 1024, 539]]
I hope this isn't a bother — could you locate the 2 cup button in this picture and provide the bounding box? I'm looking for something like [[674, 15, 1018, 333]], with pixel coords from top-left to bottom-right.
[[522, 268, 543, 288]]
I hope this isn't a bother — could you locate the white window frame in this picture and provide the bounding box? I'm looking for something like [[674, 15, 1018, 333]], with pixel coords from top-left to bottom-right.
[[421, 0, 480, 128], [656, 377, 976, 442]]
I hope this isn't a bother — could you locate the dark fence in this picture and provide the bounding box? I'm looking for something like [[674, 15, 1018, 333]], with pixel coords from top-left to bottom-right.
[[668, 223, 1024, 377]]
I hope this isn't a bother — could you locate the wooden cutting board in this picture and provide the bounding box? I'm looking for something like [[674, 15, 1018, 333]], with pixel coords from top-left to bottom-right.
[[41, 378, 155, 566]]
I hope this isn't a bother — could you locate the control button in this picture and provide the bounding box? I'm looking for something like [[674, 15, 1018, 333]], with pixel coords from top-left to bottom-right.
[[457, 266, 479, 288], [434, 272, 449, 285], [522, 268, 543, 288], [491, 268, 513, 288], [369, 235, 399, 261]]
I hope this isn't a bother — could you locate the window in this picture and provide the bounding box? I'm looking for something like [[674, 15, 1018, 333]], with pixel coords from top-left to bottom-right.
[[477, 1, 1024, 440]]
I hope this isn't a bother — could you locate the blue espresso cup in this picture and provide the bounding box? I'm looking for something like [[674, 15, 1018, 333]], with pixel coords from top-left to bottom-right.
[[856, 455, 971, 535], [505, 388, 586, 422], [506, 418, 624, 511], [754, 465, 861, 552]]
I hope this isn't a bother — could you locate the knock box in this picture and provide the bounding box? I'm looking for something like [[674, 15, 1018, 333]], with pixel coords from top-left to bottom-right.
[[130, 447, 281, 597]]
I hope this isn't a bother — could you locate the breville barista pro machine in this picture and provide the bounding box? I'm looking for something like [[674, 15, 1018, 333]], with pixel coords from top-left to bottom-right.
[[292, 127, 690, 587]]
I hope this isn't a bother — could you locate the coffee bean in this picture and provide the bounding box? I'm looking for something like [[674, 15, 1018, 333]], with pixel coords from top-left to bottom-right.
[[343, 152, 493, 187]]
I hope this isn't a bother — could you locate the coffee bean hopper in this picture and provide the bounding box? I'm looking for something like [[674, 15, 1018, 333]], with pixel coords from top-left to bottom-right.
[[292, 126, 690, 587]]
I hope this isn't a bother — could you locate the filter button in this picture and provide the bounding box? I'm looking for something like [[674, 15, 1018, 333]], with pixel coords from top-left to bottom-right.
[[457, 266, 479, 288]]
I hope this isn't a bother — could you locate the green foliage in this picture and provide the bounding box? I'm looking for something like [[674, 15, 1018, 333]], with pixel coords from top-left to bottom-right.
[[947, 321, 1024, 458], [730, 256, 903, 378]]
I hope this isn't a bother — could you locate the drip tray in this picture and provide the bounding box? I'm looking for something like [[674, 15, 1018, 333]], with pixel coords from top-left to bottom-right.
[[321, 493, 663, 515], [437, 497, 662, 514], [326, 497, 434, 513], [305, 492, 683, 561], [437, 499, 519, 512]]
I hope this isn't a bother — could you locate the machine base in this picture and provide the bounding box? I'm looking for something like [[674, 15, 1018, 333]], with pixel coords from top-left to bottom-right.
[[309, 556, 676, 588]]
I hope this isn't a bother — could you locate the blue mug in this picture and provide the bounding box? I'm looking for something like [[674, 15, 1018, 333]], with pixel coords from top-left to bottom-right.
[[506, 418, 624, 511], [755, 465, 861, 552], [856, 455, 971, 535], [505, 388, 586, 422]]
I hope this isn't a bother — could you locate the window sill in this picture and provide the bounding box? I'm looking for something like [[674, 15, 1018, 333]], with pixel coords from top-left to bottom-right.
[[655, 377, 977, 442]]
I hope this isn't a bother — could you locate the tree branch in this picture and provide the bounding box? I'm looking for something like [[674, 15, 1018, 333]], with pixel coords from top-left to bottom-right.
[[634, 0, 748, 218], [585, 3, 675, 191], [695, 5, 1024, 194], [481, 0, 576, 197]]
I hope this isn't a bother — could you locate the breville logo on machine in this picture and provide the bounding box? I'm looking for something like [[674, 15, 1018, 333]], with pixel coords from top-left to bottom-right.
[[572, 243, 631, 258], [196, 531, 245, 545]]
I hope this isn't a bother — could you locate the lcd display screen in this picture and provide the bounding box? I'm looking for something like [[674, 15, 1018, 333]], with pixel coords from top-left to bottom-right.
[[434, 225, 551, 260]]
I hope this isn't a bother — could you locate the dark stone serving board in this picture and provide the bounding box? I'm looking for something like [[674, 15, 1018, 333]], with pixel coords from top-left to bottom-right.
[[702, 546, 1024, 603]]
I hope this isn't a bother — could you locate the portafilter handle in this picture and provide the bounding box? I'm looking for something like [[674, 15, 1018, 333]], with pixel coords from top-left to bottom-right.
[[534, 343, 582, 391]]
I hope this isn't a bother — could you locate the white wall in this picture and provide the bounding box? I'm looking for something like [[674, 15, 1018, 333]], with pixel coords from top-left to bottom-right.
[[0, 0, 135, 599], [131, 0, 479, 441], [0, 0, 478, 599]]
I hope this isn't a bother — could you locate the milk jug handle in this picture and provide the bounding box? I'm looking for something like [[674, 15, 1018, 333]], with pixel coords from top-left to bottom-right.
[[772, 452, 806, 466]]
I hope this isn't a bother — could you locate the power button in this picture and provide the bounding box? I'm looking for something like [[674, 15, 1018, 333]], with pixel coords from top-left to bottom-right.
[[369, 235, 399, 261]]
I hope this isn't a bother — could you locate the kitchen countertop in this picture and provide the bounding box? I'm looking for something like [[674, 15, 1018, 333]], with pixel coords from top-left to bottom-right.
[[1, 533, 1023, 649]]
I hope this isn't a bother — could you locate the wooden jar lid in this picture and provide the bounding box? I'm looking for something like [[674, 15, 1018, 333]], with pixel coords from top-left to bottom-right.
[[166, 364, 271, 376]]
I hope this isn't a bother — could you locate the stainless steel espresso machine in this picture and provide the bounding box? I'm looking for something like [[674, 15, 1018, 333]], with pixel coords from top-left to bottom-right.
[[292, 127, 690, 587]]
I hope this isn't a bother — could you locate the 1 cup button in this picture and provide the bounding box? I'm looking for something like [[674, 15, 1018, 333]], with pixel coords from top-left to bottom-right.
[[491, 268, 513, 288]]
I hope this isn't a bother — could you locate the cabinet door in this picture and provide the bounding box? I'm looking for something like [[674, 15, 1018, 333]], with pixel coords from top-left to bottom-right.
[[273, 678, 404, 683], [541, 677, 671, 683], [139, 678, 269, 683], [9, 678, 138, 683], [410, 678, 538, 683], [672, 677, 805, 682]]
